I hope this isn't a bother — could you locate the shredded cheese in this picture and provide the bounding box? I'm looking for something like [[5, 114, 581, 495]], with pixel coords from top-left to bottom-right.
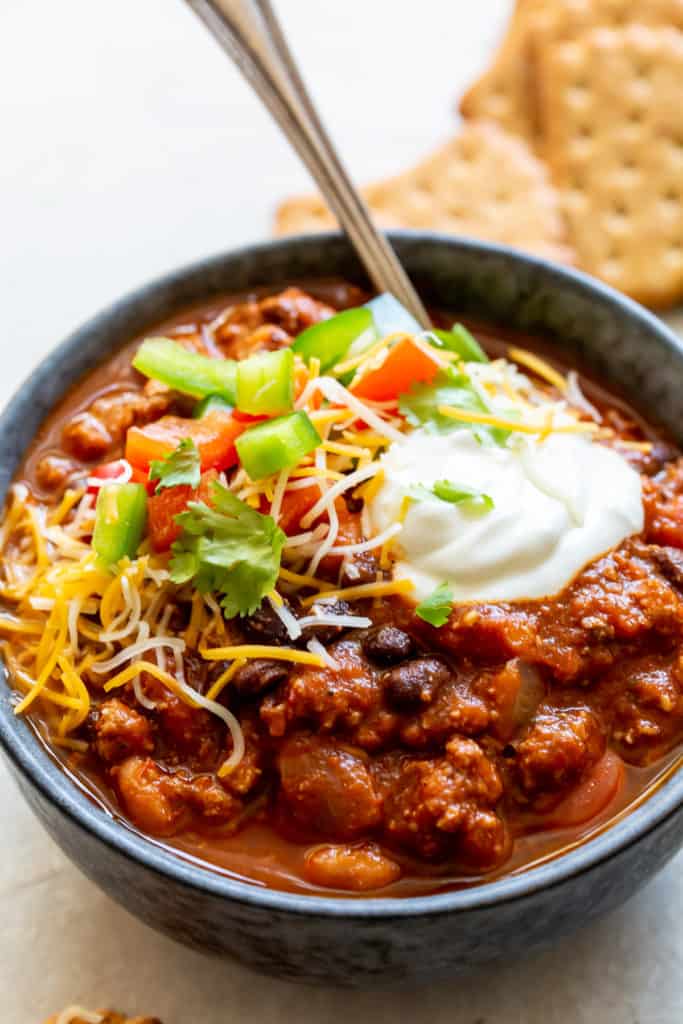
[[306, 636, 339, 669], [299, 577, 414, 607], [436, 405, 599, 435], [508, 346, 567, 393], [278, 567, 334, 591], [206, 657, 246, 701], [199, 644, 326, 667]]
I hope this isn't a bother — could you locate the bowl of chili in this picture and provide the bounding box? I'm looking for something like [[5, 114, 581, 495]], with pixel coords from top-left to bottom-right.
[[1, 232, 683, 986]]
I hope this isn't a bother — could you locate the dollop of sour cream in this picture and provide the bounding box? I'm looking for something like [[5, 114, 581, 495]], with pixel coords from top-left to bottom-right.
[[368, 427, 644, 603]]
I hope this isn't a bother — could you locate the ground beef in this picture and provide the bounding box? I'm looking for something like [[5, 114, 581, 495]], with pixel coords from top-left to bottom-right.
[[377, 737, 508, 867], [643, 457, 683, 549], [258, 286, 334, 333], [34, 453, 77, 493], [213, 286, 333, 360], [597, 652, 683, 765], [62, 386, 171, 463], [262, 636, 385, 738], [512, 705, 605, 809], [94, 699, 154, 764], [147, 681, 222, 771]]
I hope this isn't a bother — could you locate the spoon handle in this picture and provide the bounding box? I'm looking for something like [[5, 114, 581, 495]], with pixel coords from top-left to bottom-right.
[[183, 0, 431, 328]]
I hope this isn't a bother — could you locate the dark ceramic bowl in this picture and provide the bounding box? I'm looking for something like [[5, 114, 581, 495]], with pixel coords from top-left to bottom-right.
[[1, 234, 683, 987]]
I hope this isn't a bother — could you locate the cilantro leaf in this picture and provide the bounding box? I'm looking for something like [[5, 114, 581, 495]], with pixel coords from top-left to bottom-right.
[[431, 479, 494, 511], [415, 582, 455, 628], [169, 481, 285, 617], [398, 366, 510, 445], [407, 479, 493, 511], [149, 438, 201, 494]]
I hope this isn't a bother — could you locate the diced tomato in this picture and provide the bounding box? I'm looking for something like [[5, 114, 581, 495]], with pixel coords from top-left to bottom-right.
[[130, 465, 154, 491], [147, 469, 218, 552], [87, 459, 133, 493], [277, 486, 321, 535], [350, 337, 440, 402], [232, 410, 268, 424], [543, 750, 624, 829], [125, 411, 246, 473]]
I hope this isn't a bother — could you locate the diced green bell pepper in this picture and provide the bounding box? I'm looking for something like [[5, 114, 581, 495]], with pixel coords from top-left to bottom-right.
[[92, 483, 148, 566], [236, 348, 294, 416], [292, 307, 375, 372], [192, 393, 234, 419], [428, 324, 488, 363], [235, 411, 321, 480], [133, 338, 237, 403]]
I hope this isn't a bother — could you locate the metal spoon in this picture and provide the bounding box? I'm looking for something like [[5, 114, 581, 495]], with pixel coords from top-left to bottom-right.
[[183, 0, 431, 328]]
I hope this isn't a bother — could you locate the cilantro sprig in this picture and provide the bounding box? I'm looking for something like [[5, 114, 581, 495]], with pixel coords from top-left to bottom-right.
[[415, 582, 455, 628], [149, 438, 201, 494], [169, 481, 285, 617]]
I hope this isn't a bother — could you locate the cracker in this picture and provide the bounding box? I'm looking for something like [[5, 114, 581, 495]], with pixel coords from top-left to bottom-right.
[[537, 25, 683, 307], [274, 121, 573, 263], [531, 0, 683, 51], [458, 0, 544, 142]]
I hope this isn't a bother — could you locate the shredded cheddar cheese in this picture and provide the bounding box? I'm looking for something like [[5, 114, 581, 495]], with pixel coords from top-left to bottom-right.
[[200, 644, 326, 667], [508, 346, 567, 393], [299, 577, 415, 608], [436, 405, 600, 435]]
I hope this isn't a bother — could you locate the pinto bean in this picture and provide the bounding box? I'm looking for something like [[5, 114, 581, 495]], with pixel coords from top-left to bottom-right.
[[383, 657, 451, 708], [304, 842, 401, 891], [362, 625, 414, 665]]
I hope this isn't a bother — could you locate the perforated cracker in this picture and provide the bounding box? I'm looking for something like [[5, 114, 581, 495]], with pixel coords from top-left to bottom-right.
[[458, 0, 544, 142], [274, 121, 573, 263], [537, 24, 683, 307], [531, 0, 683, 52]]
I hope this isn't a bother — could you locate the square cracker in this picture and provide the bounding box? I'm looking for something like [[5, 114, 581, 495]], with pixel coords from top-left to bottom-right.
[[537, 24, 683, 307], [458, 0, 545, 142], [274, 121, 573, 264], [531, 0, 683, 50]]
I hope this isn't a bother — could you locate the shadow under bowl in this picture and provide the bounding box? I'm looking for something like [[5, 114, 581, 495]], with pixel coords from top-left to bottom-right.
[[1, 233, 683, 986]]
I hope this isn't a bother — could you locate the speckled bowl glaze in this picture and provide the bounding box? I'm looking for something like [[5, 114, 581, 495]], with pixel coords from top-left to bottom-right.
[[1, 234, 683, 987]]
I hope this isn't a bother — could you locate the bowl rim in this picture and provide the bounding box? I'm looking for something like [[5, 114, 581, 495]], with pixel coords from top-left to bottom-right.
[[2, 230, 683, 919]]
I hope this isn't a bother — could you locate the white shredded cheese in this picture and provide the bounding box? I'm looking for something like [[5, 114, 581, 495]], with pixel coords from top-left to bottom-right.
[[267, 595, 302, 640], [90, 636, 186, 674], [301, 462, 382, 529], [327, 522, 402, 556], [306, 636, 339, 670], [566, 370, 602, 422], [297, 612, 372, 630]]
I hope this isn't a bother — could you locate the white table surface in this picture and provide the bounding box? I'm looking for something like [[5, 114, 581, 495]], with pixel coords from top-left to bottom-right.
[[1, 2, 682, 1020]]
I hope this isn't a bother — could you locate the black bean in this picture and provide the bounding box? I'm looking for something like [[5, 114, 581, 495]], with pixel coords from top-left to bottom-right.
[[299, 599, 353, 645], [241, 600, 293, 646], [383, 657, 451, 709], [362, 625, 414, 665], [340, 551, 379, 586], [232, 659, 289, 697], [184, 651, 209, 691]]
